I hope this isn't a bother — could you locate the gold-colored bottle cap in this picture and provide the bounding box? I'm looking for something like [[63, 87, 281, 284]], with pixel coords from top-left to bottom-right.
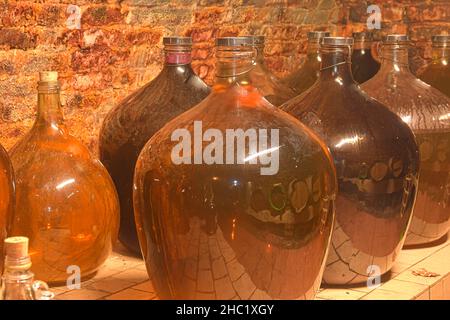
[[5, 236, 29, 259], [39, 71, 58, 82]]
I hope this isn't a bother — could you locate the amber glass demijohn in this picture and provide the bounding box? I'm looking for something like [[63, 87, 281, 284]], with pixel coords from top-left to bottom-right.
[[351, 31, 380, 84], [282, 37, 420, 284], [419, 35, 450, 98], [283, 31, 330, 95], [0, 144, 15, 276], [99, 37, 210, 254], [362, 35, 450, 245], [247, 36, 297, 106], [9, 72, 119, 283], [134, 37, 337, 299]]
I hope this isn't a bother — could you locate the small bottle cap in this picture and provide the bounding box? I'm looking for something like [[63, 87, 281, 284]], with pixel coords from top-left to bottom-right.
[[321, 37, 354, 46], [432, 35, 450, 43], [352, 31, 374, 41], [383, 34, 410, 43], [163, 37, 192, 45], [216, 37, 254, 47], [308, 31, 331, 40], [39, 71, 58, 82], [5, 236, 29, 259]]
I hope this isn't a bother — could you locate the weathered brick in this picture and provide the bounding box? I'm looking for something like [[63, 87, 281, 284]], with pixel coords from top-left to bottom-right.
[[0, 29, 38, 50], [82, 6, 126, 26], [0, 0, 447, 156]]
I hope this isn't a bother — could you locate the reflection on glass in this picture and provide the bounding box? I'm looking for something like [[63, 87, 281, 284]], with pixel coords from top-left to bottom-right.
[[10, 72, 119, 283], [362, 35, 450, 245], [99, 37, 210, 254], [133, 37, 337, 299], [282, 37, 420, 285]]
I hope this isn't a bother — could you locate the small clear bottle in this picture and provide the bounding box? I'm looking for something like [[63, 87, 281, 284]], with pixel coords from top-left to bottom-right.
[[283, 31, 330, 95], [1, 237, 54, 300]]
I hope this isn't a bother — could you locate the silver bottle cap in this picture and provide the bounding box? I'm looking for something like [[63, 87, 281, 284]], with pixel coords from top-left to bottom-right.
[[216, 37, 254, 47], [383, 34, 410, 43], [308, 31, 331, 40], [321, 37, 354, 46], [163, 37, 192, 46]]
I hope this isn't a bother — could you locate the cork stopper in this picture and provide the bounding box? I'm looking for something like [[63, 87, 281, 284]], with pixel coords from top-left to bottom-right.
[[5, 236, 29, 259], [39, 71, 58, 82]]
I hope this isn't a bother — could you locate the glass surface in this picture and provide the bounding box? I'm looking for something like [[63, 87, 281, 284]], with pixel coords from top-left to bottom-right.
[[0, 145, 14, 276], [419, 37, 450, 98], [282, 38, 420, 285], [9, 73, 119, 283], [362, 36, 450, 245], [249, 36, 296, 106], [99, 39, 210, 254], [282, 32, 330, 96], [351, 33, 380, 84], [133, 38, 337, 299]]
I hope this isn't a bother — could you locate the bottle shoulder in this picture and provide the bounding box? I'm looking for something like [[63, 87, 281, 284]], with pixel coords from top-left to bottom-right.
[[362, 74, 450, 131]]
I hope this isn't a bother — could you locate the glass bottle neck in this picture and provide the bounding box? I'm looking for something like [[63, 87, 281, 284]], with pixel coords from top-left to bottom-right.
[[36, 89, 65, 127], [306, 41, 321, 62], [354, 39, 373, 50], [254, 44, 266, 65], [164, 45, 192, 66], [319, 46, 354, 84], [431, 43, 449, 62], [214, 48, 256, 86], [379, 44, 411, 74]]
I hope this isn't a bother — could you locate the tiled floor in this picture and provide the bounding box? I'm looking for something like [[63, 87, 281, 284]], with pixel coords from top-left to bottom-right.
[[51, 235, 450, 300]]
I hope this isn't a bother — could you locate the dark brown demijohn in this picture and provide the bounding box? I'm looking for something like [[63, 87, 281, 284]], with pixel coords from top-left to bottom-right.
[[283, 31, 330, 95], [282, 37, 420, 284], [0, 145, 15, 275], [362, 35, 450, 245], [99, 37, 210, 254], [247, 36, 297, 106], [133, 37, 337, 299], [351, 31, 380, 84], [419, 35, 450, 98]]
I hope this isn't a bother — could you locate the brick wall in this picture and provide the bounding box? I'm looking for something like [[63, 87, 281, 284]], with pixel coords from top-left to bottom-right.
[[0, 0, 449, 154]]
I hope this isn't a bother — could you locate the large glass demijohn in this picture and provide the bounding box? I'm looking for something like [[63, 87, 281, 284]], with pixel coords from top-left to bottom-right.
[[362, 35, 450, 245], [10, 72, 119, 283], [0, 144, 15, 275], [282, 37, 420, 284], [99, 37, 210, 254], [133, 37, 337, 299]]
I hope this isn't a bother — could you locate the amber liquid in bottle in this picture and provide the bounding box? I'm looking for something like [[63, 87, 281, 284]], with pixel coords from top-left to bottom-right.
[[351, 32, 380, 84], [362, 35, 450, 245], [248, 36, 297, 106], [133, 38, 337, 299], [99, 37, 210, 254], [283, 31, 330, 95], [419, 35, 450, 98], [10, 72, 119, 283], [282, 37, 419, 284], [0, 144, 15, 276]]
